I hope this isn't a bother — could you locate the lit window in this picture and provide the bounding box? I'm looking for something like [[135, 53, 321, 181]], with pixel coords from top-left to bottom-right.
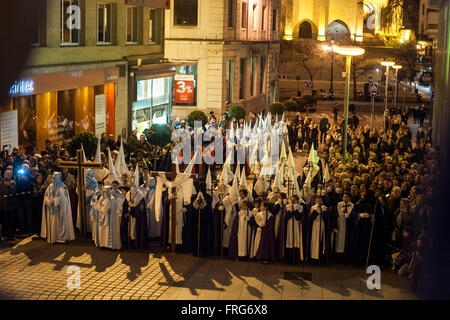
[[174, 0, 198, 26], [127, 6, 138, 44], [241, 2, 248, 29], [262, 6, 266, 31], [252, 4, 257, 30], [97, 3, 112, 44], [61, 0, 80, 45]]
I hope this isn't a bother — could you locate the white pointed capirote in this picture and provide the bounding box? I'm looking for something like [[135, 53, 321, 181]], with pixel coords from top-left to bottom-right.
[[239, 165, 247, 189], [206, 167, 212, 196], [184, 149, 198, 174], [236, 164, 241, 184], [281, 112, 285, 124], [107, 148, 116, 181], [94, 138, 101, 163], [275, 113, 279, 127], [229, 165, 240, 203], [175, 154, 180, 174], [115, 139, 128, 177], [81, 143, 87, 162], [134, 163, 140, 189]]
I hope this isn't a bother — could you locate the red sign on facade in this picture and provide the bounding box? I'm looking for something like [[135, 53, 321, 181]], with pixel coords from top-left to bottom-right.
[[174, 75, 194, 104]]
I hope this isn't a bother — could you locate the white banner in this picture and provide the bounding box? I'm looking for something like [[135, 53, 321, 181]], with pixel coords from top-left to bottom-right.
[[95, 94, 107, 139], [1, 110, 18, 151]]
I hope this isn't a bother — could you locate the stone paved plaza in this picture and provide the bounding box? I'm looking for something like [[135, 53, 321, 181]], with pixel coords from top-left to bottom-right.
[[0, 236, 416, 300]]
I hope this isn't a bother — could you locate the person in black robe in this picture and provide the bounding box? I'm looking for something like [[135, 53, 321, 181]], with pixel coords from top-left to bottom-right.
[[282, 195, 307, 264], [307, 196, 332, 264], [212, 200, 225, 256], [191, 182, 213, 257], [182, 193, 195, 253], [228, 201, 252, 260], [269, 192, 286, 260], [130, 191, 148, 250], [349, 189, 385, 266], [159, 189, 170, 249], [119, 186, 130, 248], [255, 201, 276, 262]]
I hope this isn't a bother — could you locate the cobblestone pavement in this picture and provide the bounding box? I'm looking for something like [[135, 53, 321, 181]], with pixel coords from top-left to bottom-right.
[[0, 236, 416, 300]]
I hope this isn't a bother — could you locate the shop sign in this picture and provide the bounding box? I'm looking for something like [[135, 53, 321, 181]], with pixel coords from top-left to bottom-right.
[[9, 80, 34, 96], [174, 75, 194, 104], [95, 94, 107, 139], [1, 110, 18, 150]]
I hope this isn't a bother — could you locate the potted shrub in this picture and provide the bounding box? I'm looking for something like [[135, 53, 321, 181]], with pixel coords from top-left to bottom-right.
[[68, 132, 98, 159], [303, 94, 315, 112], [145, 124, 173, 170], [228, 104, 246, 120], [270, 102, 286, 115], [284, 99, 298, 112], [186, 110, 208, 128]]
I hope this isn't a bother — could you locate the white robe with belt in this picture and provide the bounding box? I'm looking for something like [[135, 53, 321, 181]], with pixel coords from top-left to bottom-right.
[[285, 203, 304, 260], [41, 185, 75, 244], [335, 201, 354, 253], [90, 192, 111, 248], [310, 205, 327, 260], [109, 190, 124, 250]]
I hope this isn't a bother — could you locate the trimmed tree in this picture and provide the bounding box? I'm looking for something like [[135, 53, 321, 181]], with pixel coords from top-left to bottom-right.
[[228, 104, 246, 120], [68, 132, 98, 159], [145, 124, 173, 170], [284, 99, 298, 112], [186, 110, 208, 128], [270, 102, 286, 115]]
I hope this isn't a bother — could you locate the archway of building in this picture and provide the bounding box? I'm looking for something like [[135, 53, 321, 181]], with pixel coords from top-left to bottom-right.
[[326, 19, 351, 42], [293, 19, 318, 40]]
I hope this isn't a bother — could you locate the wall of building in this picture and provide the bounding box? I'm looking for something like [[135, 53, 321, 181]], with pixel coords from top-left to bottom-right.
[[432, 0, 449, 163], [20, 0, 165, 139], [166, 0, 280, 119], [281, 0, 363, 41]]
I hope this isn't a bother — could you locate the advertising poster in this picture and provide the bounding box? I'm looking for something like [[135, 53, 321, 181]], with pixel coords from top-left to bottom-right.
[[1, 110, 19, 151], [174, 75, 195, 104]]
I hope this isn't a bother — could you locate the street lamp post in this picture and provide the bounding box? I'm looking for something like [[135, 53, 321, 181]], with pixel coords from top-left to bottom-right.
[[381, 60, 395, 129], [393, 65, 402, 112], [335, 46, 365, 166], [322, 39, 336, 95]]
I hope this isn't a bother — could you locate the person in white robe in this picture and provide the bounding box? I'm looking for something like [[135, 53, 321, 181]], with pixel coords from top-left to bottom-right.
[[250, 202, 271, 258], [309, 196, 328, 262], [285, 195, 305, 261], [145, 177, 162, 238], [334, 193, 354, 255], [90, 181, 112, 248], [41, 172, 75, 244], [222, 195, 237, 249], [109, 180, 124, 250]]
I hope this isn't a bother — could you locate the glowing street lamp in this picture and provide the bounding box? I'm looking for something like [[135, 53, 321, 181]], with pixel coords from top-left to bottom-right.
[[335, 45, 365, 165], [322, 39, 337, 94], [392, 65, 402, 111], [381, 60, 395, 129]]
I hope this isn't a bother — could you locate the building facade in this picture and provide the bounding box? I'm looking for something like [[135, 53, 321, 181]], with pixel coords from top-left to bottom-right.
[[0, 0, 169, 152], [429, 0, 449, 163], [164, 0, 281, 119], [281, 0, 365, 42]]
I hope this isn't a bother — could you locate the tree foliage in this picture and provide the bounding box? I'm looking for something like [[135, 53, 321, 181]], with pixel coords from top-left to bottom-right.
[[186, 110, 208, 128], [392, 42, 419, 82], [270, 102, 286, 115], [68, 132, 98, 159], [228, 104, 246, 120], [145, 124, 173, 147]]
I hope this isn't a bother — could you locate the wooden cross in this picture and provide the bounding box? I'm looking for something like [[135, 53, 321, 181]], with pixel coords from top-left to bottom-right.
[[58, 149, 103, 237], [151, 163, 197, 253]]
